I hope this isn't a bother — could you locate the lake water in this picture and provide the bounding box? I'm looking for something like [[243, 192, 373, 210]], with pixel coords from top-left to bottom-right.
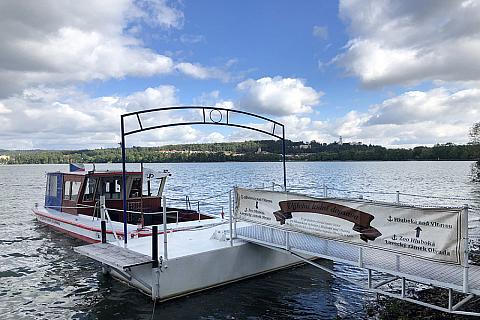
[[1, 161, 479, 319]]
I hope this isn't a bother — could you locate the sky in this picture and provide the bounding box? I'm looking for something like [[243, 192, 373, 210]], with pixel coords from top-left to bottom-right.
[[0, 0, 479, 150]]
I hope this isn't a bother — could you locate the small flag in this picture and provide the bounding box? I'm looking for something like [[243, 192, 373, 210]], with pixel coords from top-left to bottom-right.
[[70, 163, 85, 172]]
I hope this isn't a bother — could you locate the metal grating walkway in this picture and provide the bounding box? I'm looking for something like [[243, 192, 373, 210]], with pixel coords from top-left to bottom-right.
[[236, 224, 480, 295]]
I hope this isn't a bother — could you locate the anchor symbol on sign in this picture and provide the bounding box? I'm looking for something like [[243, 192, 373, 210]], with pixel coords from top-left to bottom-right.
[[392, 234, 397, 240], [387, 216, 393, 222]]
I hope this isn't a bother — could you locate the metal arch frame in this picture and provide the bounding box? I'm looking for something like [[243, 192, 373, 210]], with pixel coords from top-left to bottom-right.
[[120, 106, 287, 245]]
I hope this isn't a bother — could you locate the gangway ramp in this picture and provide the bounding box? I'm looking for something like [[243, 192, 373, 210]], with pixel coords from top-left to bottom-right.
[[75, 242, 152, 270], [233, 187, 480, 316], [236, 224, 480, 316]]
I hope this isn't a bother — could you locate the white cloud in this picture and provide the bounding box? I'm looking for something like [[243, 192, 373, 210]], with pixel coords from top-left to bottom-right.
[[313, 26, 328, 40], [0, 85, 210, 149], [176, 62, 230, 81], [179, 34, 205, 44], [336, 0, 480, 87], [330, 87, 480, 146], [236, 77, 323, 116], [136, 0, 184, 29], [0, 0, 219, 98], [225, 87, 480, 147]]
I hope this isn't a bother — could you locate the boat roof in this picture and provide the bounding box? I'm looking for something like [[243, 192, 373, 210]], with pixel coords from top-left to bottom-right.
[[48, 170, 143, 176]]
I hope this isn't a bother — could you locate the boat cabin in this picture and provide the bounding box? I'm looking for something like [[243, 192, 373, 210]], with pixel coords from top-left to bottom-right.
[[44, 170, 210, 225]]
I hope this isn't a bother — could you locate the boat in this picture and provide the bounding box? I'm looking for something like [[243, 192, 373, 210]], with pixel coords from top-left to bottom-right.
[[32, 165, 215, 243]]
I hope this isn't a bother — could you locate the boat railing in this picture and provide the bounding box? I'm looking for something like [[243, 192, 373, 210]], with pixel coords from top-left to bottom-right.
[[101, 200, 121, 247], [166, 196, 225, 221]]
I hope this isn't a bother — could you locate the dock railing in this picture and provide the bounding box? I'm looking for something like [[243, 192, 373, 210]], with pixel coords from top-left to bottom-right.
[[229, 183, 480, 316]]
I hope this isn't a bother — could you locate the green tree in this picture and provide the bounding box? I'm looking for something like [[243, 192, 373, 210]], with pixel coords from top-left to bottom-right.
[[470, 122, 480, 145]]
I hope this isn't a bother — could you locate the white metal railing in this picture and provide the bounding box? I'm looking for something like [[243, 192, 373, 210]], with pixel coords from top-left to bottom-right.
[[229, 187, 480, 316], [100, 196, 121, 247]]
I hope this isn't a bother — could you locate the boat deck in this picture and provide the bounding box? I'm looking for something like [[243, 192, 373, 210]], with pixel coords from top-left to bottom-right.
[[76, 220, 243, 261]]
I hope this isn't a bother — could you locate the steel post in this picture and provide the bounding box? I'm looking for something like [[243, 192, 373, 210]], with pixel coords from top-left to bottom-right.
[[358, 247, 363, 268], [229, 190, 233, 247], [463, 205, 469, 293], [282, 127, 287, 191], [368, 269, 372, 289], [448, 289, 453, 311], [121, 116, 128, 246], [151, 225, 160, 302], [163, 196, 168, 263], [100, 196, 106, 243], [152, 226, 158, 268], [285, 231, 290, 250], [233, 188, 237, 238]]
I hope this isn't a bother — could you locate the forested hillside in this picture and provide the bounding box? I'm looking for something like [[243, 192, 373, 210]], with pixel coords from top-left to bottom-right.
[[1, 140, 479, 164]]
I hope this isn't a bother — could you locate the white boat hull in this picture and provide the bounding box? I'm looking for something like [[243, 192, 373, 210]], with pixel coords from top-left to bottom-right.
[[33, 207, 150, 243]]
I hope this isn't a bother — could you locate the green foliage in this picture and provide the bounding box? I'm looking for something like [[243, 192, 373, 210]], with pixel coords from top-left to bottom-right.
[[470, 122, 480, 145], [1, 141, 480, 164]]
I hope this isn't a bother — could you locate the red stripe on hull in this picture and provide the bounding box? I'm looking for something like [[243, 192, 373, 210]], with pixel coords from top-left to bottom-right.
[[47, 223, 99, 244]]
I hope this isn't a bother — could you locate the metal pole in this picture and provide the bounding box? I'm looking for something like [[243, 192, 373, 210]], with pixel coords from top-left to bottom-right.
[[463, 204, 469, 293], [358, 247, 363, 268], [163, 196, 168, 263], [121, 116, 128, 246], [282, 127, 287, 191], [323, 184, 328, 198], [396, 191, 400, 204], [152, 226, 158, 268], [272, 182, 275, 191], [229, 190, 233, 247], [140, 162, 144, 228], [198, 201, 200, 221], [448, 288, 453, 311], [285, 231, 290, 250], [367, 269, 372, 289], [151, 225, 159, 300], [100, 195, 106, 244], [233, 187, 237, 238]]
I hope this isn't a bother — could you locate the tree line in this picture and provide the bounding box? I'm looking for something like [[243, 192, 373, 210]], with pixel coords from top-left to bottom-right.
[[2, 140, 480, 164]]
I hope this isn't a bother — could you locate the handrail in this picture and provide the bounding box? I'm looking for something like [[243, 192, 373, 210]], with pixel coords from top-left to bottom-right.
[[288, 184, 480, 202], [104, 207, 121, 247]]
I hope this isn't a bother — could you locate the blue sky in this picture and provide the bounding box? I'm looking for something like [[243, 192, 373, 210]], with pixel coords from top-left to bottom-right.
[[0, 0, 479, 149]]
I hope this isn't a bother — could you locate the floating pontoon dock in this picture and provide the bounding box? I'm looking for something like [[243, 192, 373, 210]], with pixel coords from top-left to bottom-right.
[[75, 217, 303, 301]]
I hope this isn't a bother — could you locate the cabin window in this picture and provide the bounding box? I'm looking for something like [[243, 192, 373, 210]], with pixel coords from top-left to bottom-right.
[[101, 178, 122, 200], [63, 180, 81, 201], [63, 181, 71, 200], [48, 175, 57, 197], [129, 178, 142, 198], [83, 177, 97, 201], [70, 181, 81, 201]]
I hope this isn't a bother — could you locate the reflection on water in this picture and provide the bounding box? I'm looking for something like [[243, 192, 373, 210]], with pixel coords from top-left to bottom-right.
[[472, 161, 480, 183], [0, 161, 479, 319]]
